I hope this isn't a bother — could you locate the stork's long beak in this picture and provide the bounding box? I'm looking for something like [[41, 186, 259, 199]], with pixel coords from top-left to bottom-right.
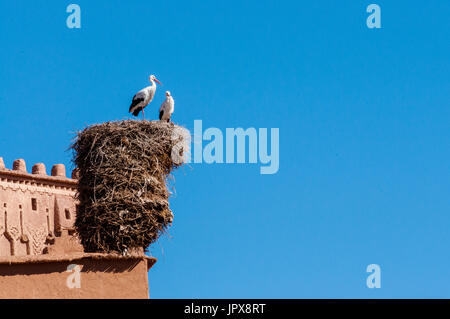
[[154, 78, 162, 85]]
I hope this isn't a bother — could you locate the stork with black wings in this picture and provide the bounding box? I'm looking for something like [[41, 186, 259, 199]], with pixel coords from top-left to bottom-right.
[[159, 91, 175, 123], [129, 75, 162, 120]]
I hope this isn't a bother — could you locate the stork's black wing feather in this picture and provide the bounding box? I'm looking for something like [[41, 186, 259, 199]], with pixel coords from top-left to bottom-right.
[[129, 93, 145, 113], [133, 106, 144, 116]]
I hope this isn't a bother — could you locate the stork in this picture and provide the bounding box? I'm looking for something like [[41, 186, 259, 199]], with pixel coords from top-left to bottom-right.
[[159, 91, 175, 123], [129, 75, 162, 120]]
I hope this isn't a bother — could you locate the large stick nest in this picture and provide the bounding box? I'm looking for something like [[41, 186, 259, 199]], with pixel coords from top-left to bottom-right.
[[71, 120, 189, 254]]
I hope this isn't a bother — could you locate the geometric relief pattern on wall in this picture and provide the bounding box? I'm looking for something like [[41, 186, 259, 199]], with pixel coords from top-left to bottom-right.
[[25, 223, 48, 255]]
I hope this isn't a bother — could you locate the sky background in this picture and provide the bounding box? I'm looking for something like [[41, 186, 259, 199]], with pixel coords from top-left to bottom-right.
[[0, 1, 449, 298]]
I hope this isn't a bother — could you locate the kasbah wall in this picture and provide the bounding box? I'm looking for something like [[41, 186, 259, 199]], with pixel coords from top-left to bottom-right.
[[0, 157, 156, 299]]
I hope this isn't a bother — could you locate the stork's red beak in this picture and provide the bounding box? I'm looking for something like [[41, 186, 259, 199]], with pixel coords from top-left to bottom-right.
[[154, 78, 162, 85]]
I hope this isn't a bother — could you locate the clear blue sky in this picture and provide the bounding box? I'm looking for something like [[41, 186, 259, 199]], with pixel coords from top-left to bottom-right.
[[0, 1, 449, 298]]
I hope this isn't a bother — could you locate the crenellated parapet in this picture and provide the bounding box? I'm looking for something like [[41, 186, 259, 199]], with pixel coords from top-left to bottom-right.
[[0, 157, 81, 257]]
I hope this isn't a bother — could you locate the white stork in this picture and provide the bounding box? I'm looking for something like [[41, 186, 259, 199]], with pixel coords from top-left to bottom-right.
[[159, 91, 175, 123], [129, 75, 162, 120]]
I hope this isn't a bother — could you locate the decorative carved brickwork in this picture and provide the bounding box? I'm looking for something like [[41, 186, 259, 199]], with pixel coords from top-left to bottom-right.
[[0, 157, 81, 256]]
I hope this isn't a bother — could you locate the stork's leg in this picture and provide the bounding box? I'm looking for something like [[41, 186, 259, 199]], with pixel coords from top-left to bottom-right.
[[142, 109, 145, 121]]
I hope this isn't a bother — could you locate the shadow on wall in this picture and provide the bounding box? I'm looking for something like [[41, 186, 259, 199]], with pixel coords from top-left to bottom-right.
[[0, 258, 141, 276]]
